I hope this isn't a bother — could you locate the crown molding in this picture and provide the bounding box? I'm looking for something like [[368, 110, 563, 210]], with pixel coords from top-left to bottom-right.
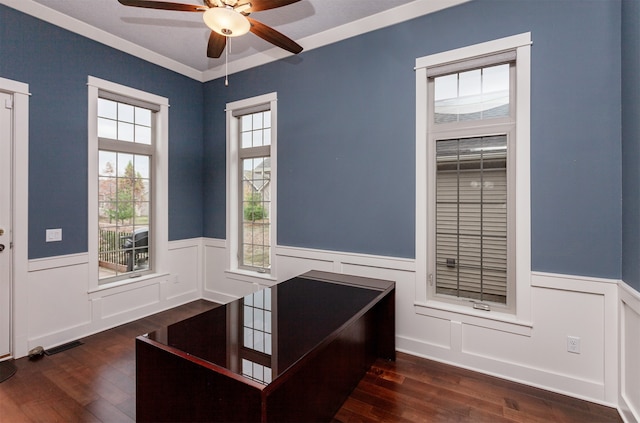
[[0, 0, 203, 81]]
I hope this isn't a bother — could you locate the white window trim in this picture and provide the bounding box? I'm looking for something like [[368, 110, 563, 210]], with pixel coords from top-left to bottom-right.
[[415, 33, 532, 329], [226, 92, 278, 282], [87, 76, 169, 292]]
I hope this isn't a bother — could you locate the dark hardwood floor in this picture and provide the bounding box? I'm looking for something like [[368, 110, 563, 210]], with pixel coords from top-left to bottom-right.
[[0, 300, 622, 422]]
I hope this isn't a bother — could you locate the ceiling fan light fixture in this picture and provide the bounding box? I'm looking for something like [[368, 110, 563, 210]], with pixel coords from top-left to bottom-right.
[[203, 7, 250, 37]]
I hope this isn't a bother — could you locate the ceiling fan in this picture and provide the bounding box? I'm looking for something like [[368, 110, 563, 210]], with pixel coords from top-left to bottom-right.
[[117, 0, 304, 59]]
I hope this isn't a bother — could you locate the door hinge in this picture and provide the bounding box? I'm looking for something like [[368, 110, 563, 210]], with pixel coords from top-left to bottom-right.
[[4, 99, 13, 109], [428, 273, 434, 286]]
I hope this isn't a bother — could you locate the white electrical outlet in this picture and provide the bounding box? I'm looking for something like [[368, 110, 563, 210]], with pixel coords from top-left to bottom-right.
[[567, 336, 581, 354]]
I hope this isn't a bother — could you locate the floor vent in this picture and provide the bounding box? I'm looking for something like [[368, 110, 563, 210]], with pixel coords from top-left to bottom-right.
[[45, 340, 83, 356]]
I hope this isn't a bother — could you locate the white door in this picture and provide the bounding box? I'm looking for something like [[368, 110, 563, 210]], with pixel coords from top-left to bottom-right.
[[0, 91, 12, 359]]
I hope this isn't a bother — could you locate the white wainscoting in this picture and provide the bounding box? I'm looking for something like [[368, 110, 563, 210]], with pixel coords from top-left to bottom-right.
[[18, 237, 637, 421], [15, 238, 203, 358], [619, 282, 640, 423], [202, 240, 622, 409]]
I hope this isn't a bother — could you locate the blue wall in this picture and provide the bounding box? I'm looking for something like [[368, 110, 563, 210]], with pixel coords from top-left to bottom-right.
[[203, 0, 623, 278], [0, 1, 628, 281], [0, 5, 204, 258], [622, 0, 640, 291]]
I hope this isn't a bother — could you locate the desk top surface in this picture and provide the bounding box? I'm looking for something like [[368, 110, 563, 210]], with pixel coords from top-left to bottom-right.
[[144, 271, 394, 386]]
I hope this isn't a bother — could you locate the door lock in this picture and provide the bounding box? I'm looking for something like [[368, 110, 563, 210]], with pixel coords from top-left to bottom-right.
[[0, 244, 4, 252], [0, 228, 4, 236]]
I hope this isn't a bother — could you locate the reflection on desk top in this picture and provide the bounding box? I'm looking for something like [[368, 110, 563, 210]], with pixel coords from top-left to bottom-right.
[[145, 271, 394, 386]]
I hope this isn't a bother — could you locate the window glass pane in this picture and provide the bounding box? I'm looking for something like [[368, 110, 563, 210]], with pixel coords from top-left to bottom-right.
[[135, 125, 151, 145], [98, 98, 117, 119], [118, 122, 134, 142], [241, 114, 253, 131], [118, 103, 134, 123], [264, 333, 272, 355], [263, 111, 271, 128], [134, 154, 150, 179], [434, 64, 510, 124], [252, 113, 263, 130], [254, 289, 264, 308], [264, 288, 271, 311], [483, 64, 509, 94], [434, 74, 457, 101], [264, 310, 271, 332], [242, 359, 252, 376], [458, 69, 481, 97], [135, 107, 152, 126], [98, 117, 117, 139], [99, 151, 117, 177], [263, 128, 271, 146], [481, 64, 510, 119], [254, 129, 264, 147], [117, 153, 134, 176], [242, 132, 252, 148]]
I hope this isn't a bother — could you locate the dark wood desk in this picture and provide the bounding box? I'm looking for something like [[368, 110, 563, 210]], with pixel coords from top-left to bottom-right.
[[136, 270, 395, 422]]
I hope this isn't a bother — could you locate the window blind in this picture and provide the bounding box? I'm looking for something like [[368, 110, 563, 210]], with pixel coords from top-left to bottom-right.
[[426, 50, 516, 78], [99, 89, 161, 112], [435, 135, 508, 303]]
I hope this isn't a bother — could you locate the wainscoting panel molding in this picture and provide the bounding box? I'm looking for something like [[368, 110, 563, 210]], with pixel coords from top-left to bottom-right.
[[16, 239, 203, 358]]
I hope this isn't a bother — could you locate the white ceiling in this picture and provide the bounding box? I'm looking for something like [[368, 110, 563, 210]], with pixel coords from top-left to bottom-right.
[[3, 0, 468, 81]]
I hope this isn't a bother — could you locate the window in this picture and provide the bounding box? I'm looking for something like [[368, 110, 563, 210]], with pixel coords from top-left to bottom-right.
[[415, 34, 531, 321], [430, 61, 515, 309], [88, 77, 169, 288], [227, 93, 277, 278]]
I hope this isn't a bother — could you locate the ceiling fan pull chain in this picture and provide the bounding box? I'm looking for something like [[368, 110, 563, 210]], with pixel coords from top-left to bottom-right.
[[225, 36, 229, 87]]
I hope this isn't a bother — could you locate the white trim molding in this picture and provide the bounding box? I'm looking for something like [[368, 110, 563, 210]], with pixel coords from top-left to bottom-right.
[[1, 76, 30, 359]]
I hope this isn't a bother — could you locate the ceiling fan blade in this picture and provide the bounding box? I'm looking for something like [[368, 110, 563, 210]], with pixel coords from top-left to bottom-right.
[[117, 0, 207, 12], [207, 31, 227, 58], [241, 0, 300, 13], [247, 17, 303, 54]]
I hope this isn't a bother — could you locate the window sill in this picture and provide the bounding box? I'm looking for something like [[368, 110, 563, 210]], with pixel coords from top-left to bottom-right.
[[88, 272, 170, 298], [225, 268, 277, 285], [414, 300, 533, 336]]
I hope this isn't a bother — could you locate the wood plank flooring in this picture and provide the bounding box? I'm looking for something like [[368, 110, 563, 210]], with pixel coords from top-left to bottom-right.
[[0, 300, 622, 422]]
